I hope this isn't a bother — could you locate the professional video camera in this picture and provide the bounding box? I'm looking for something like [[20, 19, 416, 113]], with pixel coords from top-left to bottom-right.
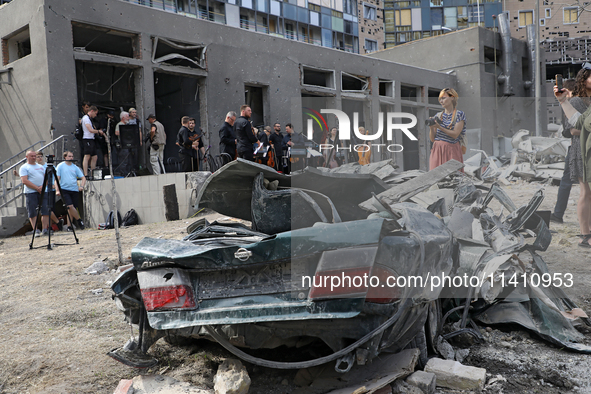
[[46, 155, 55, 165]]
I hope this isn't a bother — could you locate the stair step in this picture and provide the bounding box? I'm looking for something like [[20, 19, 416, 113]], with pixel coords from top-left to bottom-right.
[[0, 206, 26, 217]]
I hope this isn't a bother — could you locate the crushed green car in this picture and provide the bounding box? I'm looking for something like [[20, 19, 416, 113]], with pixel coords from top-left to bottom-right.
[[109, 161, 454, 371]]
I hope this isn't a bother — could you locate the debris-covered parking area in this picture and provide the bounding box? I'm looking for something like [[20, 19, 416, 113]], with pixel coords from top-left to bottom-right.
[[109, 158, 591, 393], [1, 165, 591, 393]]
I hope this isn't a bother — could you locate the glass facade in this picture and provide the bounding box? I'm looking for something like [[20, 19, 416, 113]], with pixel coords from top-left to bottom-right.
[[384, 0, 502, 47], [121, 0, 359, 53]]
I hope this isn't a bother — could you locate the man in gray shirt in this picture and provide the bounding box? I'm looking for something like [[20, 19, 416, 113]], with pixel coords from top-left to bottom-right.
[[147, 114, 167, 174]]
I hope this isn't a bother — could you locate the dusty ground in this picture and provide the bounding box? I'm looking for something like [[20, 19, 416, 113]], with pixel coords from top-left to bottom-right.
[[0, 180, 590, 394]]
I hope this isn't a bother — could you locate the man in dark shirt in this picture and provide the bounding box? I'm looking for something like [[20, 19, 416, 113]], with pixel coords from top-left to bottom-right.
[[282, 123, 303, 150], [189, 119, 206, 171], [234, 105, 259, 161], [258, 126, 271, 146], [255, 126, 272, 166], [282, 123, 295, 174], [219, 111, 237, 159], [282, 124, 307, 174], [177, 116, 199, 172], [269, 122, 283, 171], [176, 116, 190, 150]]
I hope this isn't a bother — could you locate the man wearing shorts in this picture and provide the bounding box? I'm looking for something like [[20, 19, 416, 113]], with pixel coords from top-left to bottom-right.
[[81, 105, 105, 178], [56, 151, 86, 231], [19, 151, 50, 236]]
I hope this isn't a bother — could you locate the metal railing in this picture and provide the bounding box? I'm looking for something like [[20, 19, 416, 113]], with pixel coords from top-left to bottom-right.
[[240, 19, 257, 31], [0, 141, 46, 174], [0, 135, 66, 211]]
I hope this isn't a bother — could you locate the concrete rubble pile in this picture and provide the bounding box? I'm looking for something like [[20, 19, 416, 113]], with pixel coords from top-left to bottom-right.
[[190, 158, 591, 355], [356, 159, 591, 354], [461, 130, 570, 184], [297, 158, 591, 391]]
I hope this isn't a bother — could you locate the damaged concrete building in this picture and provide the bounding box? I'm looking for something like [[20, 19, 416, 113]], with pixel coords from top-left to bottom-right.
[[0, 0, 538, 174]]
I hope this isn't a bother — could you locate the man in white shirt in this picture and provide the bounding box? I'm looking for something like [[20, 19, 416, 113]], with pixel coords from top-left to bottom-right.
[[81, 106, 105, 177], [19, 151, 50, 236]]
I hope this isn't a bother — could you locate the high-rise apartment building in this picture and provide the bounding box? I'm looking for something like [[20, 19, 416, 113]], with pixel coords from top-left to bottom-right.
[[122, 0, 361, 53], [504, 0, 591, 78], [502, 0, 591, 128], [384, 0, 502, 47], [358, 0, 385, 53]]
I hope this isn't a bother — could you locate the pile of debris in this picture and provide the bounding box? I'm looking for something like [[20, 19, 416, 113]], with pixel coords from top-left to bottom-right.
[[463, 130, 569, 184], [196, 158, 590, 358], [110, 157, 590, 394], [320, 130, 571, 185]]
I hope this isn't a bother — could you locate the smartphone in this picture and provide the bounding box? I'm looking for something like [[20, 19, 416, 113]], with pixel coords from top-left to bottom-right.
[[556, 74, 564, 92]]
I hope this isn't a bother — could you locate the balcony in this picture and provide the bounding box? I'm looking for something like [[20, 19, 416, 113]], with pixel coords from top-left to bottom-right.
[[120, 0, 347, 51]]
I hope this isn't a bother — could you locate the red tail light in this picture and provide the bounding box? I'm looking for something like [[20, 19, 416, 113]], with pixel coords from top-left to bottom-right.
[[365, 265, 401, 304], [141, 285, 196, 311]]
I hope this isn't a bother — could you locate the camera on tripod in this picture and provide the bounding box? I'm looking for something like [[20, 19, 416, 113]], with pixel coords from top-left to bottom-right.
[[46, 155, 55, 164], [425, 116, 440, 127]]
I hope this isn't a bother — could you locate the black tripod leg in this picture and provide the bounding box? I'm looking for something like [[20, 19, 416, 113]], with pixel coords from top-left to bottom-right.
[[29, 168, 51, 249], [29, 167, 51, 249], [45, 169, 55, 250]]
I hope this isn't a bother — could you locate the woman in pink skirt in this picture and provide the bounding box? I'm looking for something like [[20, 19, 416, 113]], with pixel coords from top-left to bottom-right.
[[429, 88, 466, 170]]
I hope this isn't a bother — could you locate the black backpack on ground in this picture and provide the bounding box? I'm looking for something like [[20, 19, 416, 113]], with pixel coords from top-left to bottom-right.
[[121, 209, 139, 227], [105, 210, 122, 229]]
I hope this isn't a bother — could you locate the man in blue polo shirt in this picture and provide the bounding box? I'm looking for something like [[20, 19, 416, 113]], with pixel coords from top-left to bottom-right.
[[56, 151, 86, 231], [20, 151, 50, 236]]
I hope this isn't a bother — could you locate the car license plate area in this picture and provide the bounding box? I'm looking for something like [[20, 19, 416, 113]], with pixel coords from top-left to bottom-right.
[[197, 262, 292, 299]]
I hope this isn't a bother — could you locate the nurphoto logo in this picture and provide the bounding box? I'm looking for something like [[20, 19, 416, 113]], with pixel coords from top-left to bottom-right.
[[304, 108, 418, 153]]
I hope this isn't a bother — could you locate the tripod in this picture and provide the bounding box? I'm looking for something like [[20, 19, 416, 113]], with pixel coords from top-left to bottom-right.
[[29, 159, 79, 250], [114, 146, 137, 177]]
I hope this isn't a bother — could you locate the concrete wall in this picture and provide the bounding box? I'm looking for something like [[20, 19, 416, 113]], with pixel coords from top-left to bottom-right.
[[0, 0, 53, 162], [83, 173, 193, 229], [369, 27, 545, 153], [1, 0, 456, 171]]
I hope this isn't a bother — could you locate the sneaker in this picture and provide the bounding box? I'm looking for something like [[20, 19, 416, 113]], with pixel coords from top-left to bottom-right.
[[67, 226, 74, 232], [77, 219, 85, 230], [34, 229, 42, 238], [550, 213, 563, 224], [41, 229, 53, 236], [57, 218, 64, 232]]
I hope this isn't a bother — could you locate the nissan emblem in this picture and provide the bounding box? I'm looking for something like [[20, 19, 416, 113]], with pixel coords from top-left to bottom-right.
[[234, 248, 252, 261]]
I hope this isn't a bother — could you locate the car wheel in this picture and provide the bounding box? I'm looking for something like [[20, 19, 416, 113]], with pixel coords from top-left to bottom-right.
[[409, 326, 428, 369], [425, 299, 442, 354]]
